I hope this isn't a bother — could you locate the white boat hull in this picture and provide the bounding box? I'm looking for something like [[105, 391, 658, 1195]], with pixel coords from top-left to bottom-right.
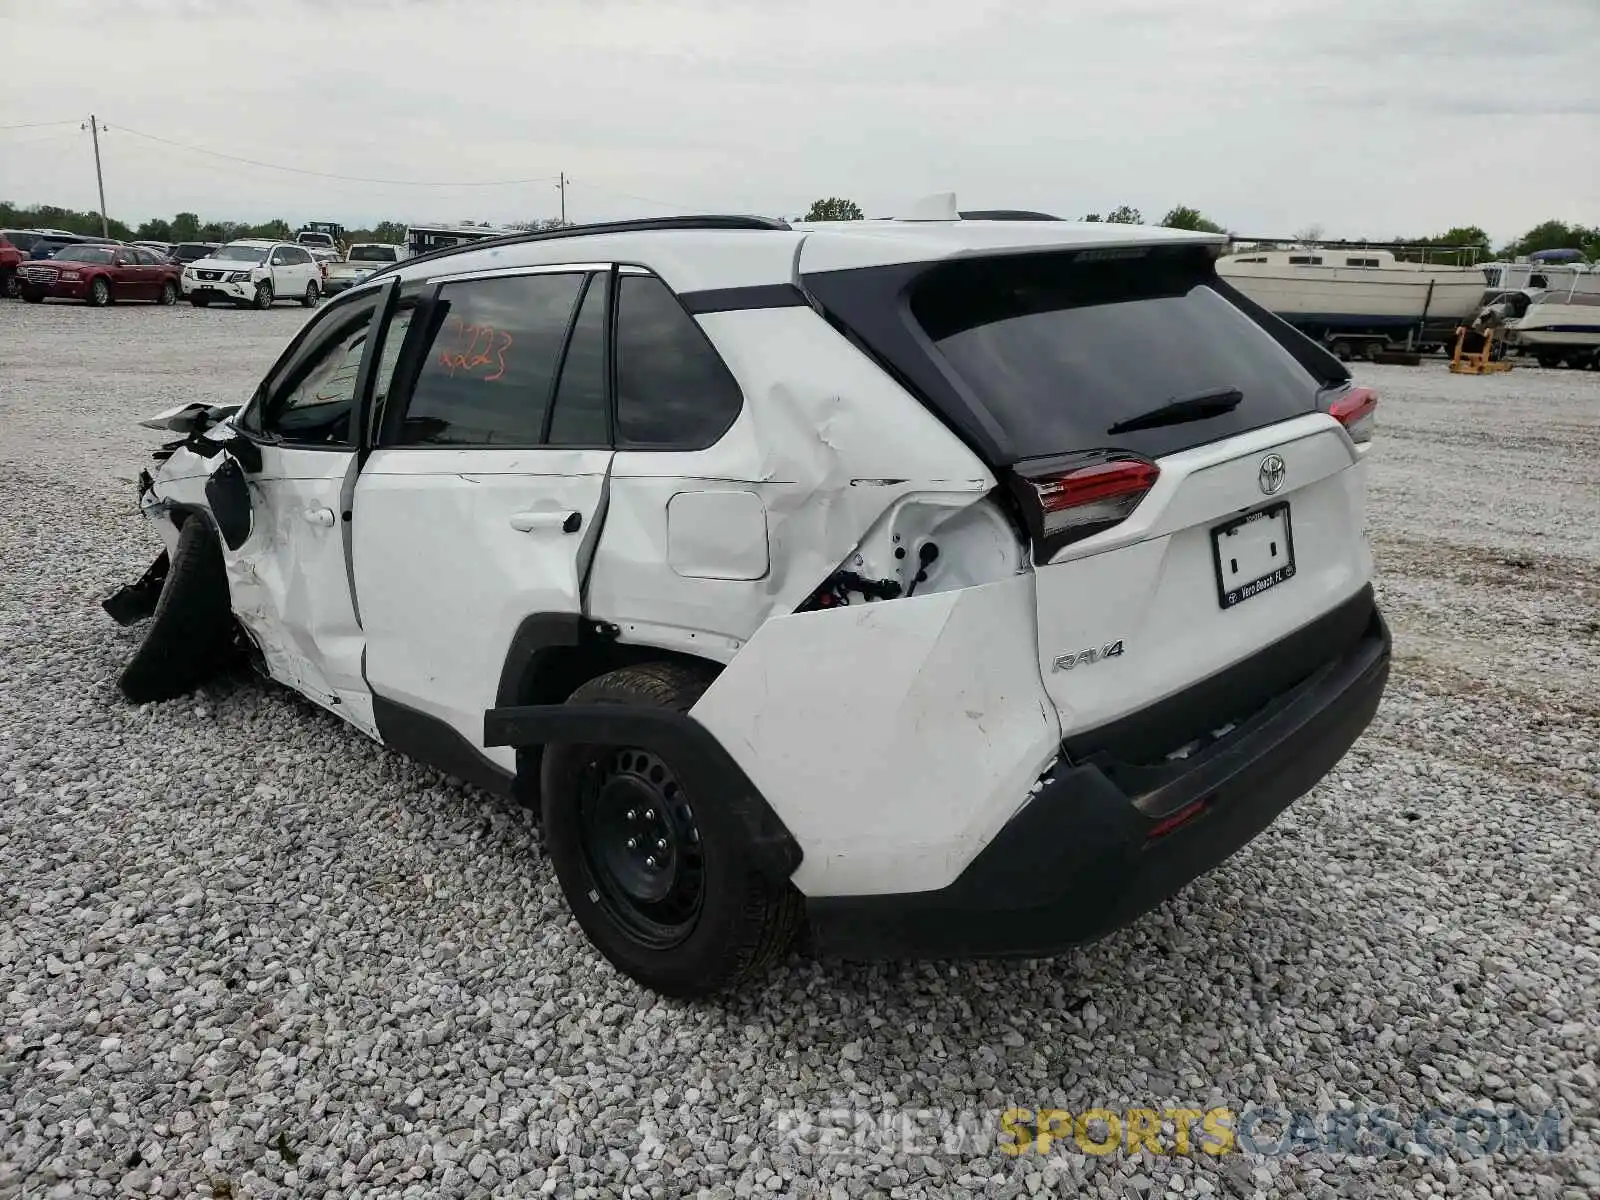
[[1217, 260, 1488, 330], [1510, 301, 1600, 350]]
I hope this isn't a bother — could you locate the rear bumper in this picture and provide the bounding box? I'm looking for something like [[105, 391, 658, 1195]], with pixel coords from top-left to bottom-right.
[[807, 592, 1391, 960]]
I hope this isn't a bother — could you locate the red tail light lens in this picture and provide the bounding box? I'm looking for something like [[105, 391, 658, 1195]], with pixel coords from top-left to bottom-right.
[[1327, 385, 1377, 444], [1010, 452, 1161, 558]]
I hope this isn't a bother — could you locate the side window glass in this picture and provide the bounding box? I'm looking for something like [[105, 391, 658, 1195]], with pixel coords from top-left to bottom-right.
[[614, 273, 742, 449], [396, 272, 583, 446], [546, 272, 609, 446], [262, 301, 377, 445]]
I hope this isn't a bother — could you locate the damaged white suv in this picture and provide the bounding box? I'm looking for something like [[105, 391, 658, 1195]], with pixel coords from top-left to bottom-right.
[[104, 210, 1391, 997]]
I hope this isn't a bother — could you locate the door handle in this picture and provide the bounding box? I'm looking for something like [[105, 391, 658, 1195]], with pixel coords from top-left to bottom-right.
[[509, 510, 582, 534], [303, 506, 336, 527]]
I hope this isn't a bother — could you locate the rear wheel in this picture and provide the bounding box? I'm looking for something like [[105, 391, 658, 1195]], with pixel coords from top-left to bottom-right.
[[156, 280, 177, 306], [1, 269, 16, 299], [1330, 339, 1354, 362], [540, 662, 803, 997], [301, 280, 320, 308], [1536, 353, 1561, 368], [87, 277, 111, 307]]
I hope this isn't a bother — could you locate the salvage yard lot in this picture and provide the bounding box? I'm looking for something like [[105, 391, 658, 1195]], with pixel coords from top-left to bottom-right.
[[2, 303, 1597, 1198]]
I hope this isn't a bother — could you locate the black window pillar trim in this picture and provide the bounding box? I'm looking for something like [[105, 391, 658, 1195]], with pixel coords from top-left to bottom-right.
[[483, 701, 803, 883]]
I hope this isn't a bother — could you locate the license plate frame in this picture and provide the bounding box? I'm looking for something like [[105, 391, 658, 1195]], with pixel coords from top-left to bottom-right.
[[1211, 501, 1296, 610]]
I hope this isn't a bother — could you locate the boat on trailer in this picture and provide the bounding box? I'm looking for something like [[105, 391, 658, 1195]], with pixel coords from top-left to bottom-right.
[[1216, 246, 1488, 359]]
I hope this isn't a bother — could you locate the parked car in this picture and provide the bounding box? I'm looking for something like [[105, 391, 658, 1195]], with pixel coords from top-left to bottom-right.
[[102, 212, 1390, 997], [323, 242, 407, 293], [168, 242, 220, 266], [180, 240, 322, 309], [0, 231, 24, 298], [133, 239, 174, 257], [17, 243, 182, 306], [295, 229, 341, 257], [27, 233, 89, 260]]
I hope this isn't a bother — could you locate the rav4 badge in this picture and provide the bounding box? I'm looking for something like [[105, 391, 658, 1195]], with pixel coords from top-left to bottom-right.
[[1052, 641, 1125, 672]]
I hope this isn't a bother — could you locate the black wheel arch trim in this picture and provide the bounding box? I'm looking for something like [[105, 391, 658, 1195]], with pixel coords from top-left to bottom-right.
[[484, 702, 803, 882], [495, 611, 586, 708]]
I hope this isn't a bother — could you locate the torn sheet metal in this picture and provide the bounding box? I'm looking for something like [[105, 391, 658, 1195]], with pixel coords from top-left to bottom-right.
[[584, 306, 1005, 654]]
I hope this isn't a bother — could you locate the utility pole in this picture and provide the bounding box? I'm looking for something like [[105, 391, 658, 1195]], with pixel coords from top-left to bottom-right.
[[82, 114, 108, 237], [556, 172, 567, 226]]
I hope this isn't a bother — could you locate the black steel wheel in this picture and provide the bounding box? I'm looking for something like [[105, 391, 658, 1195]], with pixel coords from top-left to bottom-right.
[[578, 747, 705, 948], [539, 662, 804, 997]]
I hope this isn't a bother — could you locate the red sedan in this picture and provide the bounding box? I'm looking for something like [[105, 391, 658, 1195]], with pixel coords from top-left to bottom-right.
[[17, 244, 182, 307]]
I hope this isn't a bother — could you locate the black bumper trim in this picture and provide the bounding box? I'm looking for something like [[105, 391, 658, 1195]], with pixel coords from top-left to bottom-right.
[[806, 603, 1392, 960], [483, 703, 804, 883]]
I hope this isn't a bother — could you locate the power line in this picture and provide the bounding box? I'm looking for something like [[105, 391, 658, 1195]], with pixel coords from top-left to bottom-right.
[[0, 120, 78, 132], [571, 181, 697, 214], [112, 124, 561, 188]]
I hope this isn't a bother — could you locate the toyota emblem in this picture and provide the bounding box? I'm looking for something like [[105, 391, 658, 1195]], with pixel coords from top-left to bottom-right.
[[1258, 453, 1287, 495]]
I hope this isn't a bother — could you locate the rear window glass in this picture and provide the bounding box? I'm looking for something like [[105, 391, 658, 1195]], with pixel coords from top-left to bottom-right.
[[55, 246, 116, 264], [909, 252, 1322, 459]]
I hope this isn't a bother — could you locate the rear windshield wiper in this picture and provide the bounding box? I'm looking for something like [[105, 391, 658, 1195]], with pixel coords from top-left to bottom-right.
[[1107, 387, 1244, 435]]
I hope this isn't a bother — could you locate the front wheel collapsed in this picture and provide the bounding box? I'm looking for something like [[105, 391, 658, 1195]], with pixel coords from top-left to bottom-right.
[[110, 518, 241, 703]]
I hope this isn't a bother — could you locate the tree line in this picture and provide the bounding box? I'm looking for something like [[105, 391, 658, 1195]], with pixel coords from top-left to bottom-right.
[[6, 196, 1595, 262], [0, 201, 415, 246]]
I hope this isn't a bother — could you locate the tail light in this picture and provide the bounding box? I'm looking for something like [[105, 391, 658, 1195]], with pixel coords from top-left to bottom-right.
[[1008, 451, 1161, 560], [1327, 385, 1377, 444]]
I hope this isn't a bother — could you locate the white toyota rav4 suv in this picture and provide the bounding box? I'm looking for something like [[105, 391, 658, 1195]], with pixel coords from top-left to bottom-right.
[[104, 210, 1390, 997], [181, 239, 323, 309]]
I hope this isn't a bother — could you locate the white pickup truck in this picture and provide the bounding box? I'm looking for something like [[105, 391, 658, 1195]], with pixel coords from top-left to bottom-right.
[[294, 228, 345, 268], [321, 242, 409, 294]]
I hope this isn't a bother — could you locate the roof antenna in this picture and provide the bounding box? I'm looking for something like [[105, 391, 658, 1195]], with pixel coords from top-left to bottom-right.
[[897, 192, 960, 222]]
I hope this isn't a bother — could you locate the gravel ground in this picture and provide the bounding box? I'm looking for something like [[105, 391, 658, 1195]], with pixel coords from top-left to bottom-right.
[[2, 302, 1597, 1199]]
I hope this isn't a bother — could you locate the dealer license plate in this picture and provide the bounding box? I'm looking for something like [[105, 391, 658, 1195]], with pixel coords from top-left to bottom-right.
[[1212, 502, 1296, 609]]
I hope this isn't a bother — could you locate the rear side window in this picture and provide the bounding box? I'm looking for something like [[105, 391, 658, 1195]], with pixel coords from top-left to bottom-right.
[[614, 274, 742, 448], [396, 272, 584, 446], [908, 251, 1324, 461]]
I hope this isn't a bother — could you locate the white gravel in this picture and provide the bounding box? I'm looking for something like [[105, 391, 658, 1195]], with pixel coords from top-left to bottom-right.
[[2, 304, 1598, 1199]]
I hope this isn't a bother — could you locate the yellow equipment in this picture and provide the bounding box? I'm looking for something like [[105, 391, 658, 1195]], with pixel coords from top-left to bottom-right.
[[1448, 325, 1513, 375]]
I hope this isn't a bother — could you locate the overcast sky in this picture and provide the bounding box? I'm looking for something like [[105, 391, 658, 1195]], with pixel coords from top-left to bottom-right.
[[2, 0, 1595, 242]]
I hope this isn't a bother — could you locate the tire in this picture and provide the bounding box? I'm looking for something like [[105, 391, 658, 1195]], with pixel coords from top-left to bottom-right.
[[540, 662, 804, 997], [189, 295, 212, 308], [87, 277, 111, 307], [301, 281, 320, 308], [252, 280, 273, 309], [1330, 339, 1353, 362], [1, 269, 16, 299], [1536, 353, 1560, 369], [156, 280, 177, 306], [116, 519, 240, 704]]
